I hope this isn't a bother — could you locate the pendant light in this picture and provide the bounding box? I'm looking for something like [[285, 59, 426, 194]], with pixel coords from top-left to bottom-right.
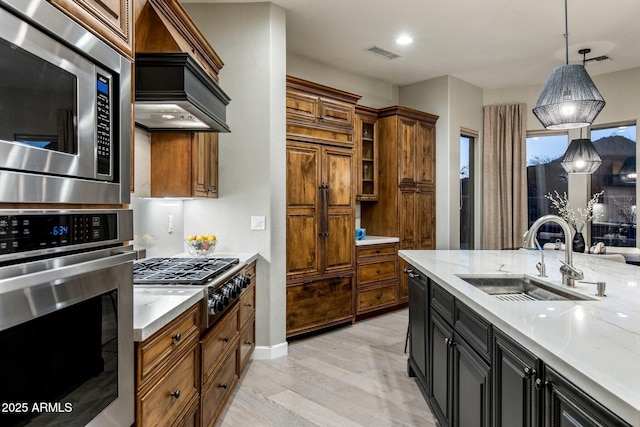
[[561, 138, 602, 174], [533, 0, 605, 129]]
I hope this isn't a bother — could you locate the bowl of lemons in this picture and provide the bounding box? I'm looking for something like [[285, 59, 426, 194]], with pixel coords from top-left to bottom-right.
[[185, 233, 217, 257]]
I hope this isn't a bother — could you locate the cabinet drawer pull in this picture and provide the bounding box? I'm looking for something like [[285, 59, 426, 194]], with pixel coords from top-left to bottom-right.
[[223, 336, 230, 343], [172, 333, 181, 342], [534, 378, 547, 390], [246, 340, 253, 345], [220, 383, 228, 389], [376, 269, 381, 274], [245, 303, 252, 307], [376, 293, 382, 299], [170, 390, 181, 399], [375, 249, 381, 254]]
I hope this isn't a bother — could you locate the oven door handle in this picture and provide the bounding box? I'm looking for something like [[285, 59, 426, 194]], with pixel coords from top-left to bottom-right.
[[0, 250, 137, 293], [0, 249, 136, 332]]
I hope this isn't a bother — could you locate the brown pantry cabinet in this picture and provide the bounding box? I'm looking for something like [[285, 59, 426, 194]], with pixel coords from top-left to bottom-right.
[[361, 106, 438, 302], [286, 76, 358, 147], [285, 76, 360, 337], [150, 132, 218, 198]]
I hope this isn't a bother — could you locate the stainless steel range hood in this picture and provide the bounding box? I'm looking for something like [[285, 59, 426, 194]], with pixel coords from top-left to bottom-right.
[[134, 52, 231, 132]]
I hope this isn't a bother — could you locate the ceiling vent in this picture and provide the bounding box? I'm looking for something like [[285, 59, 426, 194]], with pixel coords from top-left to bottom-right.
[[364, 46, 401, 60]]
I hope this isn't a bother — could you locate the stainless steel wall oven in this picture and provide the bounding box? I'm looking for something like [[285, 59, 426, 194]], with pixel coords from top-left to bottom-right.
[[0, 209, 135, 426], [0, 0, 131, 205]]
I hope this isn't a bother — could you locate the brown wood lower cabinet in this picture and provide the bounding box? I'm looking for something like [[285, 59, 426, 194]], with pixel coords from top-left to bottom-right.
[[135, 304, 200, 427], [355, 243, 401, 317], [286, 276, 354, 337], [136, 261, 257, 427]]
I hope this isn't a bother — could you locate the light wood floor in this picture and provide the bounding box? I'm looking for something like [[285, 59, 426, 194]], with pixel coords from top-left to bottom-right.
[[217, 309, 438, 426]]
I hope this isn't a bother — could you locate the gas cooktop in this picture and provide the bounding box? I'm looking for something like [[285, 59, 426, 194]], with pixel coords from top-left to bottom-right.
[[133, 257, 239, 285]]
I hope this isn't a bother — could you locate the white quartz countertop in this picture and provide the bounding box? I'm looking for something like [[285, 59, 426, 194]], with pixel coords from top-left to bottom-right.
[[133, 287, 203, 341], [398, 249, 640, 426], [133, 251, 259, 342], [356, 235, 400, 246]]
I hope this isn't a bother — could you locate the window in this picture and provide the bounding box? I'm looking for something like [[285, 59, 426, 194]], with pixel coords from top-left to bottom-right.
[[590, 124, 636, 247], [526, 133, 569, 246], [460, 134, 474, 249]]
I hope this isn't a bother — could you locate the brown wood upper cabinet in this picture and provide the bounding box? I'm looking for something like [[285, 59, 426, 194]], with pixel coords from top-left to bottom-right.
[[355, 105, 379, 201], [49, 0, 133, 59], [151, 132, 218, 198], [286, 76, 360, 147]]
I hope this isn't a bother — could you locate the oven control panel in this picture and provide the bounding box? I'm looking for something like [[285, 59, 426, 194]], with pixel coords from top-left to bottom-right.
[[0, 212, 118, 254]]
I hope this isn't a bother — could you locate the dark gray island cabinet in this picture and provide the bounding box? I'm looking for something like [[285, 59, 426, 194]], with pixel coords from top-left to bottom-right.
[[406, 267, 631, 427]]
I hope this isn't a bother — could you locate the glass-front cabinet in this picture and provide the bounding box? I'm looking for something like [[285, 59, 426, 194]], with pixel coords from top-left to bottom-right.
[[356, 105, 378, 201]]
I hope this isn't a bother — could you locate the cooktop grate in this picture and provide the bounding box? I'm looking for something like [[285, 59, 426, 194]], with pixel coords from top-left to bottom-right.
[[133, 257, 239, 285]]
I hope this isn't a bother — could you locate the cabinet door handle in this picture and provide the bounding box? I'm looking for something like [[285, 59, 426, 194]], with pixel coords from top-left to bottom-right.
[[220, 383, 228, 389], [246, 340, 253, 345], [170, 390, 181, 399], [172, 333, 181, 342], [223, 336, 230, 343], [245, 303, 252, 307], [375, 249, 381, 254], [523, 366, 537, 379], [376, 293, 382, 299], [376, 269, 381, 274], [534, 378, 547, 391]]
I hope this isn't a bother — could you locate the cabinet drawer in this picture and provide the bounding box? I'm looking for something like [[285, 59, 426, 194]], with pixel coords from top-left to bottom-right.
[[245, 262, 257, 284], [357, 259, 397, 285], [137, 345, 199, 427], [201, 348, 238, 427], [137, 303, 200, 388], [431, 281, 454, 324], [318, 98, 354, 128], [357, 243, 397, 259], [286, 91, 317, 122], [454, 301, 492, 361], [239, 320, 255, 373], [201, 305, 239, 387], [357, 283, 397, 313], [286, 277, 354, 336], [239, 285, 255, 329], [174, 398, 200, 427]]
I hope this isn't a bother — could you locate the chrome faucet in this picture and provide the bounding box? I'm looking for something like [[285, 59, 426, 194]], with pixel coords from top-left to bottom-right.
[[523, 215, 584, 286]]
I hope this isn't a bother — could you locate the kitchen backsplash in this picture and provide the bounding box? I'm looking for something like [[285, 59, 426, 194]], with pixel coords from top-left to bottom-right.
[[131, 197, 185, 258]]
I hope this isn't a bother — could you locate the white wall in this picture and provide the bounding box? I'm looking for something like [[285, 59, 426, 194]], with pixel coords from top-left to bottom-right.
[[287, 53, 399, 108], [181, 2, 288, 355]]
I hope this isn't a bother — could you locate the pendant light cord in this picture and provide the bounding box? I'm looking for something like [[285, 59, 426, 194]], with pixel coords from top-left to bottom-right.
[[564, 0, 569, 65]]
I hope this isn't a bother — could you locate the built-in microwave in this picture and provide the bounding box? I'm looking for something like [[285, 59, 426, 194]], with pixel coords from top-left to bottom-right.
[[0, 0, 131, 205]]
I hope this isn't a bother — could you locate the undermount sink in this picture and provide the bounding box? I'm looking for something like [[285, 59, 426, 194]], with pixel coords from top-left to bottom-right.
[[456, 275, 596, 301]]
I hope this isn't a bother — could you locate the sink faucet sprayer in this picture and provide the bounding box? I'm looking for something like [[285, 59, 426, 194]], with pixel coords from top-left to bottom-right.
[[523, 215, 584, 286]]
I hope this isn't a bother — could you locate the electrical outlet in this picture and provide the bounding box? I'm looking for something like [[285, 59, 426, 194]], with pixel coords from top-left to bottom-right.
[[251, 216, 266, 230]]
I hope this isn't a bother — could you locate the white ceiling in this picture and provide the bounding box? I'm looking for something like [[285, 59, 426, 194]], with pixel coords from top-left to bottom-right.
[[181, 0, 640, 89]]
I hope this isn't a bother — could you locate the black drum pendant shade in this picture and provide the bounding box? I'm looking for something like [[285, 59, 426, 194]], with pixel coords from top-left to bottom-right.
[[533, 64, 606, 129], [561, 138, 602, 174]]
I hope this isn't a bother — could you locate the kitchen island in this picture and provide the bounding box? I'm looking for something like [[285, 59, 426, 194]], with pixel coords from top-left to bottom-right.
[[399, 249, 639, 427]]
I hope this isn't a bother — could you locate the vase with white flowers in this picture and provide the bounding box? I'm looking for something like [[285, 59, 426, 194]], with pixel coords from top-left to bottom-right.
[[545, 190, 604, 252]]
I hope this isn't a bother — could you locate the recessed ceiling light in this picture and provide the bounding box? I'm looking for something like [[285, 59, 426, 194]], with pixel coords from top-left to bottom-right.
[[396, 35, 413, 45]]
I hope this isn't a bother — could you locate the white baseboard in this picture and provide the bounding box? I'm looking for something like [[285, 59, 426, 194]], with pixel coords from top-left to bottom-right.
[[253, 342, 288, 360]]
